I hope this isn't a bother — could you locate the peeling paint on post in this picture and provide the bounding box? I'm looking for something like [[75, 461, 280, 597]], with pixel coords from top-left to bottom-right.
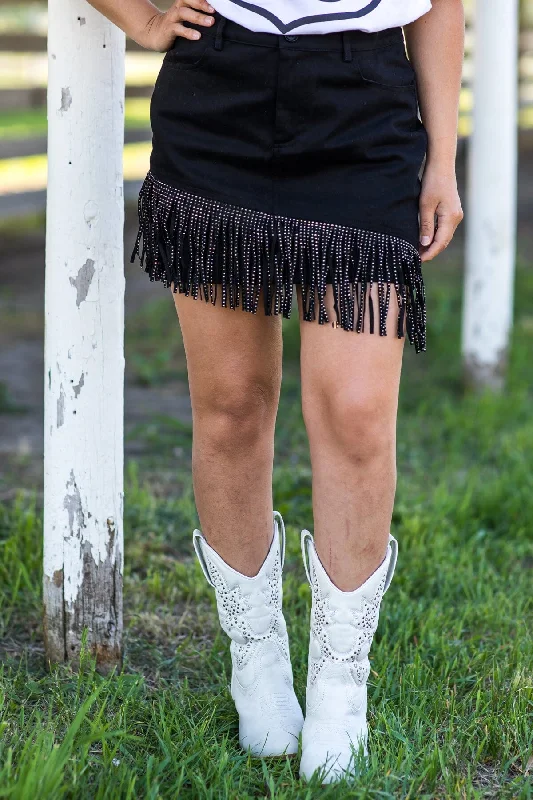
[[60, 87, 72, 113], [44, 0, 125, 674], [69, 259, 96, 307]]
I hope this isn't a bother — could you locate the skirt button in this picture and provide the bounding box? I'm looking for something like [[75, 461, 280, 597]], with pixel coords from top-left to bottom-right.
[[284, 34, 299, 42]]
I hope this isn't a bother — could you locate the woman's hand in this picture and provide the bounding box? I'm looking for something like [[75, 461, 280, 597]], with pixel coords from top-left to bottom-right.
[[137, 0, 216, 52], [404, 0, 465, 263], [418, 163, 464, 262]]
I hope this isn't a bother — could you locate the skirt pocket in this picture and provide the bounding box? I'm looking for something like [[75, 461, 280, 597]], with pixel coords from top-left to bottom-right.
[[356, 41, 416, 89], [163, 31, 212, 71]]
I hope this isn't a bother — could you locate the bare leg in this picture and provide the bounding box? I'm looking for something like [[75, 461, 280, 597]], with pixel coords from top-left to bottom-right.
[[298, 285, 405, 591], [172, 288, 283, 577]]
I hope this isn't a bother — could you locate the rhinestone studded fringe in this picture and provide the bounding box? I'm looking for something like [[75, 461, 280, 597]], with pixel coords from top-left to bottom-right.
[[131, 171, 427, 353]]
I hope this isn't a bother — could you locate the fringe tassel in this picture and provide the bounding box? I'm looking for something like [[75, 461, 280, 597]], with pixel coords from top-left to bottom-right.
[[131, 171, 426, 353]]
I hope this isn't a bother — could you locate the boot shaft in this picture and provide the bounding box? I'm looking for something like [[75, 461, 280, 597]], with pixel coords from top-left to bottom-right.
[[192, 511, 289, 654], [301, 530, 398, 692]]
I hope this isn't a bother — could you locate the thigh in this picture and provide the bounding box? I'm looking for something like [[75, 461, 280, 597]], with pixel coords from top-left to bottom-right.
[[298, 284, 405, 417], [171, 289, 283, 409]]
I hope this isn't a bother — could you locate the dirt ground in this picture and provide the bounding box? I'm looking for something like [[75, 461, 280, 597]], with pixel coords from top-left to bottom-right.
[[1, 134, 532, 496]]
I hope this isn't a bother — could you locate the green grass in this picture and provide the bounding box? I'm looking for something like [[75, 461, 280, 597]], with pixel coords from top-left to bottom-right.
[[1, 252, 533, 797]]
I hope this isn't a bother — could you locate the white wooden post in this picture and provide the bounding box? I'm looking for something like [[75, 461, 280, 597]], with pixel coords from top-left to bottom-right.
[[462, 0, 519, 390], [44, 0, 125, 672]]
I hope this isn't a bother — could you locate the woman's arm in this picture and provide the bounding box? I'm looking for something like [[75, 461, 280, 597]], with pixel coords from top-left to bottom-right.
[[404, 0, 465, 262], [85, 0, 216, 52]]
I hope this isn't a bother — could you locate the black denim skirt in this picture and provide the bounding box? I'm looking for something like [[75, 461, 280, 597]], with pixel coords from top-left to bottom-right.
[[131, 13, 428, 352]]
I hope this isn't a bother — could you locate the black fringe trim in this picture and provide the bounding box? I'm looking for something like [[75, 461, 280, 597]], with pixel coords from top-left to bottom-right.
[[131, 171, 426, 353]]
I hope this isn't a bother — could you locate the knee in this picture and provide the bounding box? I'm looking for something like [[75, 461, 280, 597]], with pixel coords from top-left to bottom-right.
[[194, 376, 278, 454], [303, 387, 396, 467]]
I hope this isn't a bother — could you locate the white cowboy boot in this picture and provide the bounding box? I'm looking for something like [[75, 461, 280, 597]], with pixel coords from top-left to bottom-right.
[[299, 529, 398, 783], [192, 511, 304, 757]]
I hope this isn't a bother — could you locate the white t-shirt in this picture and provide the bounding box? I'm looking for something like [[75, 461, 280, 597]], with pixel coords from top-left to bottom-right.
[[212, 0, 432, 35]]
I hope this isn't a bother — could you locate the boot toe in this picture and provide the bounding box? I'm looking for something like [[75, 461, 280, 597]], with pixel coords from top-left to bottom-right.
[[237, 690, 304, 757], [299, 747, 358, 783], [240, 723, 301, 757], [300, 737, 367, 783]]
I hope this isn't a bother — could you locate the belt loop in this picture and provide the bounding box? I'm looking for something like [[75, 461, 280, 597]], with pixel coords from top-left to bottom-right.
[[214, 16, 226, 50], [341, 31, 352, 63]]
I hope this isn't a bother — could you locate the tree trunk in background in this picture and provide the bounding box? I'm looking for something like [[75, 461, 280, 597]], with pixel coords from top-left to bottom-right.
[[462, 0, 519, 390], [43, 0, 125, 673]]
